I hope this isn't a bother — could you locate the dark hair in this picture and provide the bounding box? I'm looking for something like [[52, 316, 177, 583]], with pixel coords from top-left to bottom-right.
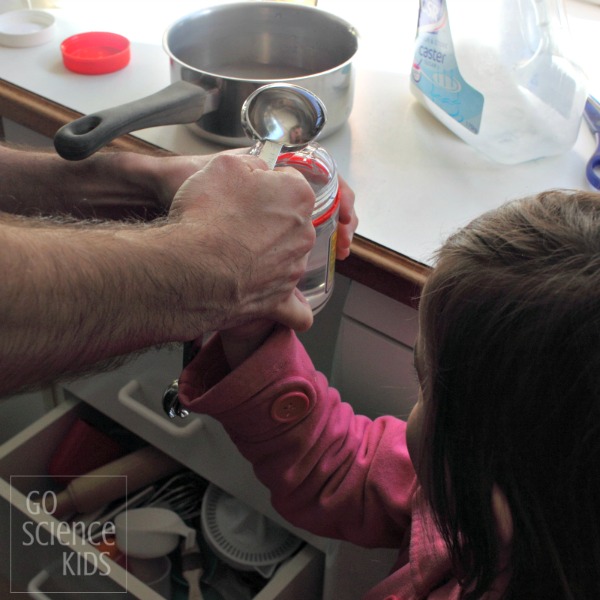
[[416, 190, 600, 599]]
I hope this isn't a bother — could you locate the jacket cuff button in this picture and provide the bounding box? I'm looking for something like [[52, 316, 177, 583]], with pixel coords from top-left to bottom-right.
[[271, 392, 310, 423]]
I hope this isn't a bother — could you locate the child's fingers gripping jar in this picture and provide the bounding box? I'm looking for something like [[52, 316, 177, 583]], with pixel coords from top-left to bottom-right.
[[275, 142, 340, 315]]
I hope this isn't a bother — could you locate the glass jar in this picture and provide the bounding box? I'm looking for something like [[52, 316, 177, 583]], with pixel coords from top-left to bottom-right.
[[275, 143, 340, 314]]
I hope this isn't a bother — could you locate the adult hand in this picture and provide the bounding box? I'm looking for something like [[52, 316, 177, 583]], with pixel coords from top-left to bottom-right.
[[152, 149, 247, 210], [166, 153, 317, 335], [217, 173, 358, 369], [150, 150, 357, 261]]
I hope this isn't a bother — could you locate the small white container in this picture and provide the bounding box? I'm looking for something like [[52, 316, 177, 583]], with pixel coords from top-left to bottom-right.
[[0, 9, 55, 48]]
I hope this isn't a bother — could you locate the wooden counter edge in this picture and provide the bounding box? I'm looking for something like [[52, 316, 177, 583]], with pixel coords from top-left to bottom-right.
[[0, 78, 430, 307], [0, 78, 168, 155]]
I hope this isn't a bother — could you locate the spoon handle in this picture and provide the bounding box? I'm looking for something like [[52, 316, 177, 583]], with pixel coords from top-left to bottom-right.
[[258, 140, 283, 170]]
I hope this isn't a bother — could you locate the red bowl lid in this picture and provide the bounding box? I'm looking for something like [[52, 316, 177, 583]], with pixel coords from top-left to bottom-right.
[[61, 31, 130, 75]]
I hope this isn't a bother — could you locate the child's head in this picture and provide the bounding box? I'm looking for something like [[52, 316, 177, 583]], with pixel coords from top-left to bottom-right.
[[412, 190, 600, 599]]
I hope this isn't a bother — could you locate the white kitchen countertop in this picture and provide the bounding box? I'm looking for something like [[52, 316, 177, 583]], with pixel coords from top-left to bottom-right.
[[0, 0, 598, 266]]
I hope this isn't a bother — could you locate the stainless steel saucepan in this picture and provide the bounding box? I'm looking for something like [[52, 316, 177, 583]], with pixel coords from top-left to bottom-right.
[[54, 2, 359, 160]]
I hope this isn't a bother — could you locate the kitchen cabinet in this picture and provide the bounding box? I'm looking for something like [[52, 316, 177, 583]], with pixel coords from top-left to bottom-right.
[[331, 282, 419, 420]]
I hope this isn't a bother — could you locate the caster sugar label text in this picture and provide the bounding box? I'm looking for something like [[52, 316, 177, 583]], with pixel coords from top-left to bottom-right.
[[412, 0, 484, 134]]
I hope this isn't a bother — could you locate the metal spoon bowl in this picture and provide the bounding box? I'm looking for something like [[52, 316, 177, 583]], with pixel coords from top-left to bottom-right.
[[241, 83, 327, 169]]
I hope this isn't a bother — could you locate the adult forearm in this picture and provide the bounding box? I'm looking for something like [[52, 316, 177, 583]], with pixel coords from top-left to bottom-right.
[[0, 215, 189, 396], [0, 144, 174, 219], [0, 153, 320, 396]]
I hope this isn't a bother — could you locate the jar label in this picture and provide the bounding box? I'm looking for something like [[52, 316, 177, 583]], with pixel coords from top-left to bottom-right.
[[412, 0, 484, 134], [326, 228, 337, 293]]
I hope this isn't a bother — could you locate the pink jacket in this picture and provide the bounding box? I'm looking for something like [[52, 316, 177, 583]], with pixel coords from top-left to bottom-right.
[[178, 326, 462, 600]]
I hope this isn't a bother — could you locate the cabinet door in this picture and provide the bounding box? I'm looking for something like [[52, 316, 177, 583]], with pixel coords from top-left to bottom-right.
[[332, 317, 420, 420], [331, 281, 420, 420]]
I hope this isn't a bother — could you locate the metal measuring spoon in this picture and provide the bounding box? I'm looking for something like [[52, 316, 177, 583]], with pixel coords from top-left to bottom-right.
[[241, 83, 327, 169]]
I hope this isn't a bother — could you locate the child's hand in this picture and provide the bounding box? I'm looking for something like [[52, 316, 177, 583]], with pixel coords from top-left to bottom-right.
[[220, 319, 275, 369], [336, 176, 357, 260]]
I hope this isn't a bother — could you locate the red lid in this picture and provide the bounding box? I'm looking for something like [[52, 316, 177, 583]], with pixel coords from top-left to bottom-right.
[[61, 32, 130, 75]]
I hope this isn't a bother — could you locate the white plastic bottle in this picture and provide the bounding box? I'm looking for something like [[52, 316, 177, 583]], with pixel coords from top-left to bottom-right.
[[410, 0, 588, 164]]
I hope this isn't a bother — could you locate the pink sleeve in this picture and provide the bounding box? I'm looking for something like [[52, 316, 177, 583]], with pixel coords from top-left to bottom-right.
[[178, 326, 417, 548]]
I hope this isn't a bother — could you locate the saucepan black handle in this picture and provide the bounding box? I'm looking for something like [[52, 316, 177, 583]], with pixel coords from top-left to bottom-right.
[[54, 81, 218, 161]]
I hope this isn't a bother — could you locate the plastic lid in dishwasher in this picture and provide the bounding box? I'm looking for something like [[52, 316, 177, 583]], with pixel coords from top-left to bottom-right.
[[200, 483, 303, 578]]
